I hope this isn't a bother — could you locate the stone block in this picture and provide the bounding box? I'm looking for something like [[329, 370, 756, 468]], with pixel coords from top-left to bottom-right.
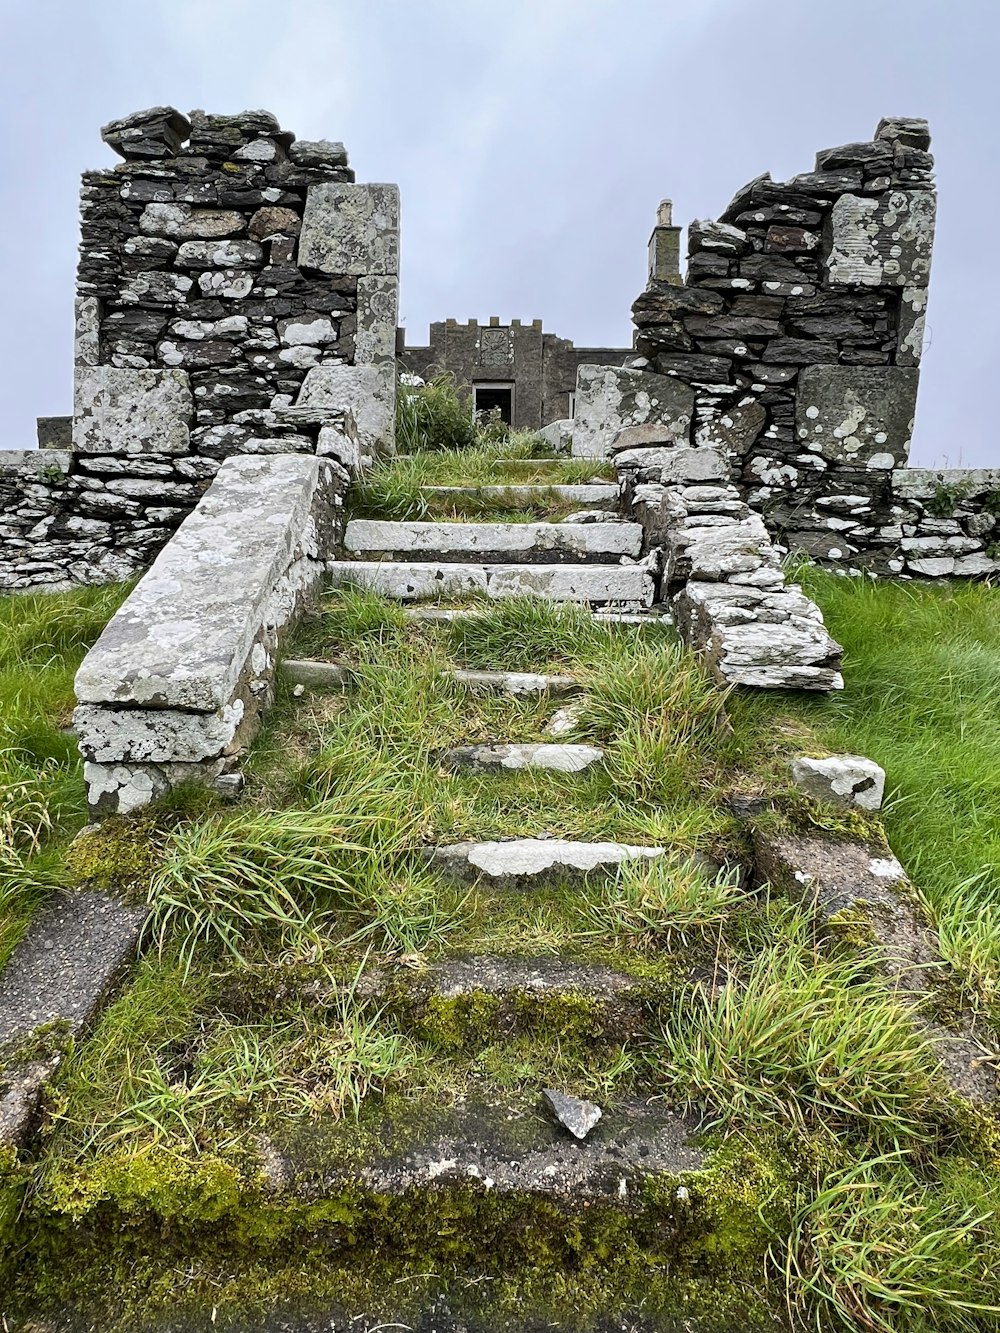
[[73, 367, 194, 456], [343, 519, 643, 563], [175, 239, 264, 267], [296, 363, 394, 454], [139, 203, 247, 239], [298, 182, 400, 276], [897, 286, 928, 367], [572, 366, 694, 459], [795, 365, 919, 468], [790, 754, 886, 811], [537, 419, 574, 453], [75, 296, 101, 368], [826, 191, 935, 288], [355, 275, 399, 366]]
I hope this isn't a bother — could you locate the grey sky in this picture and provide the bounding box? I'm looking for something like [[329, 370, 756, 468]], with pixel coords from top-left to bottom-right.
[[0, 0, 996, 466]]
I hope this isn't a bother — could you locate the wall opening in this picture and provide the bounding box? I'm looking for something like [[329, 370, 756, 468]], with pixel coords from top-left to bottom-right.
[[474, 382, 513, 425]]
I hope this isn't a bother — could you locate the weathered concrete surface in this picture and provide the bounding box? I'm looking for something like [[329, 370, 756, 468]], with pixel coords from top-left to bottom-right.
[[790, 754, 886, 811], [73, 367, 193, 456], [440, 742, 604, 773], [298, 182, 400, 276], [76, 454, 336, 711], [432, 838, 664, 887], [826, 190, 935, 288], [572, 366, 694, 459], [795, 365, 919, 469], [344, 520, 643, 563], [328, 561, 655, 606], [0, 890, 147, 1147]]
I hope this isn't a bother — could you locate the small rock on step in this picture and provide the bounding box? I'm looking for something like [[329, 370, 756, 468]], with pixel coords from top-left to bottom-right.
[[544, 702, 587, 737], [431, 837, 664, 886], [559, 509, 625, 524], [789, 754, 885, 811], [449, 669, 580, 696], [440, 742, 604, 774], [542, 1088, 604, 1140]]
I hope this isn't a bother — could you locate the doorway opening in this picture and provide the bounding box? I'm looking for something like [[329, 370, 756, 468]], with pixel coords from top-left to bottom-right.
[[474, 382, 514, 426]]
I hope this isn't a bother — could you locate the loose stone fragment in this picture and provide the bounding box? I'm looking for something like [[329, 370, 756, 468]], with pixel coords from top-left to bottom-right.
[[101, 106, 191, 159], [542, 1089, 603, 1140]]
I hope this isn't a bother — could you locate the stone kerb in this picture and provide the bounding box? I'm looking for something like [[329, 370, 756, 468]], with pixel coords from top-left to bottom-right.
[[74, 452, 344, 816]]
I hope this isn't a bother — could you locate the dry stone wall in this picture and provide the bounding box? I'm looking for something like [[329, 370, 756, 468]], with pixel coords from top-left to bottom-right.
[[574, 116, 999, 581], [1, 106, 397, 593]]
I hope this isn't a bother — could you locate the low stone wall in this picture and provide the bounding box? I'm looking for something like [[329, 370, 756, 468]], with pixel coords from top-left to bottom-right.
[[613, 430, 843, 690], [74, 452, 344, 815]]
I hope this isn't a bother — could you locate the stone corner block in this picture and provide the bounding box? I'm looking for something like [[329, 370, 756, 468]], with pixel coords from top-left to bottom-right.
[[73, 367, 193, 456], [790, 754, 886, 811], [296, 363, 394, 453], [795, 364, 918, 469], [298, 182, 400, 277], [572, 365, 694, 459]]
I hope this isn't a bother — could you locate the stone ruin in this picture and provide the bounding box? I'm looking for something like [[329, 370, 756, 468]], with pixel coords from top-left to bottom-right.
[[0, 106, 398, 594], [0, 107, 997, 810], [573, 116, 1000, 582]]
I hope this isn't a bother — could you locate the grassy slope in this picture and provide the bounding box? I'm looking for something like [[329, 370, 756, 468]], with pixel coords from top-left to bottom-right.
[[10, 577, 1000, 1331], [0, 584, 128, 965]]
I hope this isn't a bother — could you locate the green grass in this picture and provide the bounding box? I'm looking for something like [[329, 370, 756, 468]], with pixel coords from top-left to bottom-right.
[[0, 583, 128, 964], [351, 442, 613, 521]]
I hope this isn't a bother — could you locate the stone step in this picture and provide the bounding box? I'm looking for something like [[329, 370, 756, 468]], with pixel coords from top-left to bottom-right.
[[440, 742, 604, 773], [449, 669, 580, 696], [358, 954, 662, 1046], [431, 838, 665, 887], [327, 560, 655, 606], [421, 483, 619, 509], [343, 519, 643, 564], [280, 660, 579, 697], [404, 604, 672, 625]]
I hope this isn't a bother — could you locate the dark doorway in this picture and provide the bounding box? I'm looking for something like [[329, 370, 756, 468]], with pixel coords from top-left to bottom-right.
[[474, 383, 513, 425]]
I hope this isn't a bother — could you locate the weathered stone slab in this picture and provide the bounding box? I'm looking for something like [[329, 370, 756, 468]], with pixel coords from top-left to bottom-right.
[[826, 190, 935, 288], [896, 286, 928, 367], [75, 454, 338, 711], [74, 699, 247, 764], [538, 419, 574, 453], [422, 484, 619, 509], [343, 520, 643, 563], [613, 445, 728, 484], [0, 890, 147, 1147], [355, 275, 399, 366], [448, 670, 580, 696], [73, 367, 193, 456], [572, 366, 694, 459], [790, 755, 886, 811], [281, 659, 352, 689], [795, 365, 919, 469], [139, 203, 247, 239], [485, 563, 655, 605], [432, 838, 664, 887], [296, 363, 394, 455], [327, 560, 488, 601], [440, 743, 604, 773], [298, 182, 400, 276]]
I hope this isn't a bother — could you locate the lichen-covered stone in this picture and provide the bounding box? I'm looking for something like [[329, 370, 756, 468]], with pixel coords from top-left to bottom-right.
[[73, 368, 194, 456], [826, 191, 935, 288], [795, 365, 918, 468], [572, 367, 695, 460], [298, 182, 400, 276]]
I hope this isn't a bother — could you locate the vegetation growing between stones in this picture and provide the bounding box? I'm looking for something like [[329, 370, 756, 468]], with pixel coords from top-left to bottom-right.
[[0, 583, 128, 966], [4, 561, 1000, 1331]]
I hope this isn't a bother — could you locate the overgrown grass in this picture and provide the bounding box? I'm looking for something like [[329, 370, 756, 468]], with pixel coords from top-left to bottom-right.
[[0, 583, 127, 964], [351, 441, 612, 521]]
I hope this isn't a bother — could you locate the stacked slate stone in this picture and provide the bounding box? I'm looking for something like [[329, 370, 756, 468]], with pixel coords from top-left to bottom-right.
[[631, 117, 947, 575], [81, 107, 359, 458]]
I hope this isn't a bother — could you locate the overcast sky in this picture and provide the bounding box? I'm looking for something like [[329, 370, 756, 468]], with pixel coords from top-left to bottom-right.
[[0, 0, 996, 466]]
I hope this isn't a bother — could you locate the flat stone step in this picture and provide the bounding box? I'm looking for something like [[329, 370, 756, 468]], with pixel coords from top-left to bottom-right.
[[432, 837, 664, 887], [359, 954, 659, 1045], [449, 669, 580, 696], [404, 604, 672, 625], [0, 889, 146, 1148], [344, 520, 643, 564], [327, 561, 655, 606], [440, 742, 604, 773], [421, 483, 619, 509]]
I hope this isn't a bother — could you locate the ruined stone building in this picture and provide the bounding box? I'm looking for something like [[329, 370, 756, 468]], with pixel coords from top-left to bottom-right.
[[396, 317, 631, 430]]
